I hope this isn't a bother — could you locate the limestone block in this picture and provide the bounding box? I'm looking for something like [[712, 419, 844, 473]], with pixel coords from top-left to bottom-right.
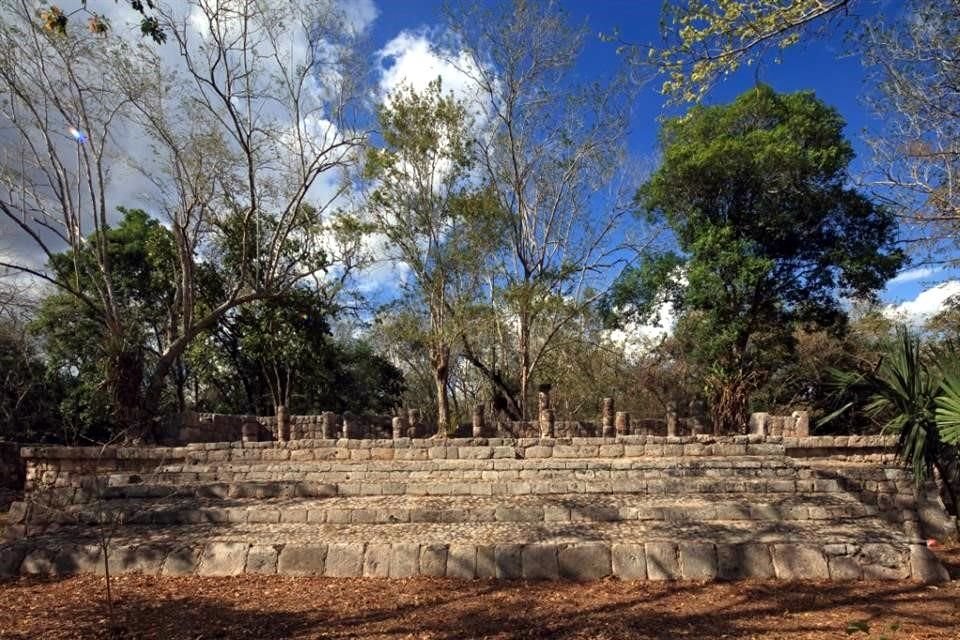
[[276, 543, 327, 576], [476, 546, 496, 578], [198, 542, 249, 577], [54, 544, 101, 575], [611, 544, 647, 580], [521, 544, 559, 580], [716, 544, 774, 579], [558, 543, 611, 580], [390, 543, 420, 577], [772, 544, 829, 580], [494, 544, 523, 579], [245, 545, 278, 575], [495, 506, 543, 522], [679, 543, 717, 580], [161, 546, 201, 576], [909, 545, 949, 583], [446, 544, 476, 579], [363, 544, 391, 577], [324, 544, 364, 577], [419, 544, 448, 577], [828, 556, 862, 581], [20, 547, 57, 575], [106, 544, 166, 575], [644, 543, 679, 580], [858, 544, 909, 580]]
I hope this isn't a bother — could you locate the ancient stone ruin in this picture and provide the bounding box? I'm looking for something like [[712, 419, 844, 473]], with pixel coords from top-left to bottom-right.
[[0, 397, 952, 582]]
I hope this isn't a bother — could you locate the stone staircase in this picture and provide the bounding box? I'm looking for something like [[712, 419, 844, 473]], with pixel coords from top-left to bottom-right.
[[0, 435, 951, 582]]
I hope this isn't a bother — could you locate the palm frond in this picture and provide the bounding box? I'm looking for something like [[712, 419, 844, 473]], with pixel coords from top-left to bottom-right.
[[936, 372, 960, 445]]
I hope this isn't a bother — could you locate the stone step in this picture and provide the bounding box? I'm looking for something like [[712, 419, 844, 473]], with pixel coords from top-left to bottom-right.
[[23, 492, 917, 528], [1, 520, 947, 582], [90, 473, 912, 502]]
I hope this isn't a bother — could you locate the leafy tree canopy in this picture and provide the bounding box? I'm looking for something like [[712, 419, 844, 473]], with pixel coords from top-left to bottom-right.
[[606, 85, 904, 430]]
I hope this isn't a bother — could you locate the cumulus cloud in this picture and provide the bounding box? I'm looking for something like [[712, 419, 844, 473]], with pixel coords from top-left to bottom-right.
[[376, 30, 488, 115], [888, 266, 943, 284], [884, 280, 960, 324], [604, 300, 677, 361]]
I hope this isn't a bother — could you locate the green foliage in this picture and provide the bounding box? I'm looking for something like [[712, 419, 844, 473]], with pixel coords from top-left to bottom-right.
[[607, 85, 903, 430], [824, 326, 960, 484], [635, 0, 853, 103]]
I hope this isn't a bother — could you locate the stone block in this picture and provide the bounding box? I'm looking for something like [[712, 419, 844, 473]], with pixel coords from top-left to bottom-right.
[[828, 556, 862, 581], [390, 543, 420, 577], [446, 544, 476, 579], [106, 544, 166, 575], [772, 544, 829, 580], [161, 546, 201, 576], [476, 546, 496, 578], [363, 544, 391, 577], [558, 543, 610, 580], [716, 544, 774, 580], [419, 544, 448, 577], [611, 544, 647, 580], [858, 544, 909, 580], [645, 542, 680, 580], [521, 544, 559, 580], [53, 544, 101, 575], [325, 544, 364, 577], [909, 545, 949, 583], [494, 544, 523, 579], [20, 547, 57, 575], [495, 506, 542, 522], [277, 543, 327, 576], [246, 545, 278, 575], [679, 543, 717, 580]]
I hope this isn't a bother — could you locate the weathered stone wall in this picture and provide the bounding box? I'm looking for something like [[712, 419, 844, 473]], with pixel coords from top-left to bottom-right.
[[749, 411, 811, 438], [0, 441, 25, 491], [20, 434, 899, 500], [170, 411, 719, 444]]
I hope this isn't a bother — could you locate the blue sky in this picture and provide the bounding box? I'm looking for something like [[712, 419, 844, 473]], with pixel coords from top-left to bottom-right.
[[364, 0, 959, 316]]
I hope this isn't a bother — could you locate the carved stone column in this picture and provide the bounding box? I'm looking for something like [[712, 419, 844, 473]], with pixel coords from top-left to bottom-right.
[[407, 408, 421, 439], [392, 416, 404, 439], [276, 405, 290, 442], [601, 397, 615, 437], [241, 418, 259, 444], [615, 411, 630, 436], [472, 405, 485, 438], [666, 402, 678, 437], [320, 412, 337, 439]]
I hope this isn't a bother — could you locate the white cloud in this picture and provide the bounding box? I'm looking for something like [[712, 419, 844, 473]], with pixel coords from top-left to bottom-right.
[[884, 280, 960, 324], [605, 300, 676, 361], [888, 266, 942, 284], [376, 30, 487, 112]]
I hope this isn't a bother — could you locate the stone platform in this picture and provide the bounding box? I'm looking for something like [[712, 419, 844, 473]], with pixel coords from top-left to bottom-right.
[[0, 435, 951, 582]]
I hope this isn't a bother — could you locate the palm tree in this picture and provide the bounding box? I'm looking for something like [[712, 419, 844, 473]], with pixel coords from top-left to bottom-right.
[[823, 326, 960, 530]]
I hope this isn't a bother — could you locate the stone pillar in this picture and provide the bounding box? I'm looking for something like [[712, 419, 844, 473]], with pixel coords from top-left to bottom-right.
[[538, 384, 553, 438], [241, 418, 259, 444], [601, 397, 615, 438], [539, 409, 555, 438], [407, 408, 421, 439], [320, 412, 337, 439], [392, 416, 404, 439], [791, 410, 810, 438], [276, 405, 290, 442], [342, 412, 356, 439], [615, 411, 630, 436], [472, 405, 485, 438], [749, 412, 768, 437], [666, 402, 678, 437]]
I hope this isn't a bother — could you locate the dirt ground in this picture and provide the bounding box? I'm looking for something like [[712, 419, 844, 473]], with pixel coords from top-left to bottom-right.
[[1, 547, 958, 640]]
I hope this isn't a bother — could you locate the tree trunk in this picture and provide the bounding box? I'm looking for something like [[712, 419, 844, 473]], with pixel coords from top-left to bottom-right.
[[518, 311, 530, 420], [432, 343, 451, 437]]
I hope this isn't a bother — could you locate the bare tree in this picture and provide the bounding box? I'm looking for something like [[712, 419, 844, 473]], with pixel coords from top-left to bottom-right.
[[443, 0, 637, 419], [863, 0, 960, 263], [0, 0, 368, 438]]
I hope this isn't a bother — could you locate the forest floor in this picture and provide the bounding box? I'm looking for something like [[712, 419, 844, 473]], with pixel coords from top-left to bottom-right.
[[0, 545, 957, 640]]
